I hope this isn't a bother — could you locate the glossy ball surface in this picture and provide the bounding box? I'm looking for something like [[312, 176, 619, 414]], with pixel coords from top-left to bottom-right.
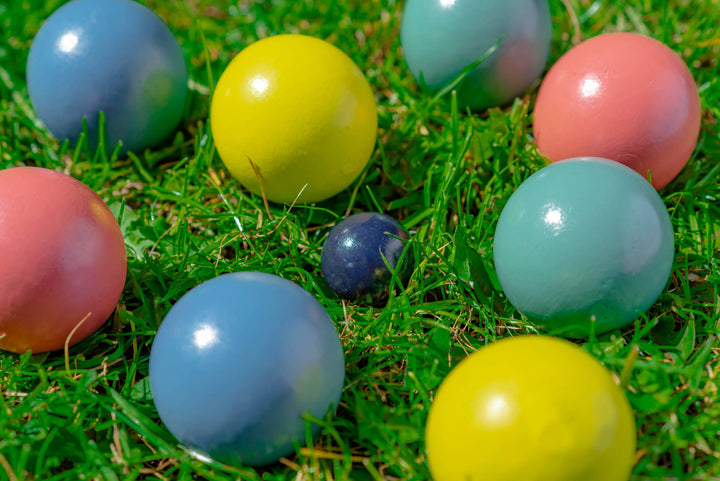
[[26, 0, 188, 152], [400, 0, 552, 111], [534, 32, 701, 189], [426, 336, 636, 481], [0, 167, 127, 353], [149, 272, 345, 467], [321, 213, 410, 301], [493, 158, 674, 336], [211, 35, 377, 204]]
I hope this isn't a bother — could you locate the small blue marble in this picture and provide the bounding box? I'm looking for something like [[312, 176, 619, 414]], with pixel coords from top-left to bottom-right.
[[321, 212, 411, 302]]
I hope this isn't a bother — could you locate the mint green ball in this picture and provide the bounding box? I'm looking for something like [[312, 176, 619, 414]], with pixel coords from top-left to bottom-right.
[[400, 0, 552, 111], [493, 158, 674, 336]]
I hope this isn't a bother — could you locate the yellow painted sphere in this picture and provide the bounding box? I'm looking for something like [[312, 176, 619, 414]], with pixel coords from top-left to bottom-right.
[[426, 336, 636, 481], [210, 34, 378, 204]]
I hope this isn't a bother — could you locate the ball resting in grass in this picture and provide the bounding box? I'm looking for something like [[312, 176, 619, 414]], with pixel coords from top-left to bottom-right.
[[211, 35, 377, 204], [492, 157, 674, 336], [0, 167, 127, 354], [533, 32, 701, 189], [400, 0, 553, 111], [426, 336, 636, 481], [321, 212, 412, 304], [26, 0, 188, 152], [149, 272, 346, 467]]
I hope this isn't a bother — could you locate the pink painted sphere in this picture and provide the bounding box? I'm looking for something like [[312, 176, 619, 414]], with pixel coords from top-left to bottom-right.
[[533, 32, 701, 189], [0, 167, 127, 353]]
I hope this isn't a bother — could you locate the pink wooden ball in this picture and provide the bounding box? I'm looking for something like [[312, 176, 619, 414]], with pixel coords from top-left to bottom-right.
[[0, 167, 127, 353], [533, 32, 701, 189]]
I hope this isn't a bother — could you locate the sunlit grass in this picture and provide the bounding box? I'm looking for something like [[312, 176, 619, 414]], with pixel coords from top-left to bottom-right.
[[1, 0, 719, 479]]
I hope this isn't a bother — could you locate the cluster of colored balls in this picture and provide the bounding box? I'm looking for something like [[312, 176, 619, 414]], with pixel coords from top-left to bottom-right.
[[0, 167, 126, 353], [20, 0, 397, 469], [147, 211, 411, 467], [397, 3, 700, 481], [397, 1, 695, 340], [13, 0, 707, 476], [488, 28, 701, 337]]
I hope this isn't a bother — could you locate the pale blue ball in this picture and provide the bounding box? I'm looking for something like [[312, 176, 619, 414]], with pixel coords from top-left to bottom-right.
[[149, 272, 345, 467], [26, 0, 187, 152]]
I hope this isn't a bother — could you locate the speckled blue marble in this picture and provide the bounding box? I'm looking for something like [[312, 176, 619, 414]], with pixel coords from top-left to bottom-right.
[[493, 157, 674, 336], [321, 212, 410, 302], [149, 272, 345, 467], [400, 0, 552, 111], [26, 0, 187, 152]]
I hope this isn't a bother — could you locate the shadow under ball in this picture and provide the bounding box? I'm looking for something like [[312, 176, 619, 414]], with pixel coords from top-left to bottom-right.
[[26, 0, 188, 152], [400, 0, 552, 111], [149, 272, 345, 467], [493, 158, 674, 336], [0, 167, 127, 354], [533, 32, 701, 189]]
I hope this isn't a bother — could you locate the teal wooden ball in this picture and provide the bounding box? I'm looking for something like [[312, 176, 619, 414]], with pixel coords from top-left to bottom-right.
[[493, 158, 674, 336], [400, 0, 552, 111]]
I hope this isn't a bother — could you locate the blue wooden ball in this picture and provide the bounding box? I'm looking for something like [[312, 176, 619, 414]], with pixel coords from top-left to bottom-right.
[[321, 212, 411, 302], [26, 0, 188, 152], [400, 0, 552, 111], [149, 272, 345, 467], [493, 158, 674, 336]]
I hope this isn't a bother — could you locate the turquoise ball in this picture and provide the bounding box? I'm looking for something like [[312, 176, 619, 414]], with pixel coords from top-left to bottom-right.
[[400, 0, 552, 111], [493, 158, 674, 336]]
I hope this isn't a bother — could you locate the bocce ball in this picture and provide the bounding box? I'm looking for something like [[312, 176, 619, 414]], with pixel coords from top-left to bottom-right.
[[321, 212, 411, 302], [26, 0, 188, 152], [0, 167, 127, 354], [533, 32, 701, 189], [426, 336, 636, 481], [493, 157, 674, 336], [211, 34, 377, 204], [400, 0, 552, 111], [149, 272, 345, 467]]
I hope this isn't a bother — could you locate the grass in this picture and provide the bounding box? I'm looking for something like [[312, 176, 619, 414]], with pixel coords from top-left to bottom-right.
[[0, 0, 719, 479]]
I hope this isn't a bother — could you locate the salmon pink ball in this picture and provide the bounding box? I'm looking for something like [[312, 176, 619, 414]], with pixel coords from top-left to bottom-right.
[[533, 32, 701, 189], [0, 167, 127, 353]]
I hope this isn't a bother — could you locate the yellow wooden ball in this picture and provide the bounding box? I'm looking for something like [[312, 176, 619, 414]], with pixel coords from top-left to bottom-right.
[[210, 34, 377, 204], [426, 336, 636, 481]]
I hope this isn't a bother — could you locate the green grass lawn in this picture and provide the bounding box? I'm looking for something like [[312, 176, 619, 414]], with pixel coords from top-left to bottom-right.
[[1, 0, 719, 479]]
